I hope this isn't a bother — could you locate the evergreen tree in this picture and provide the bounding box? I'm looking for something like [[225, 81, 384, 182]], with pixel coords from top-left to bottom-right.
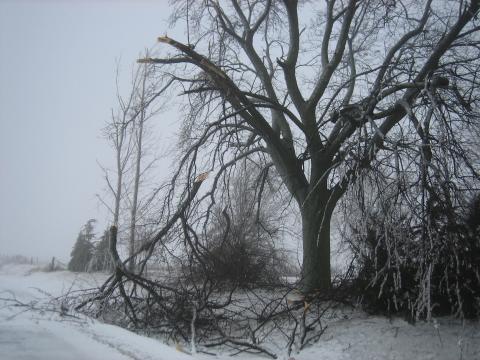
[[83, 219, 96, 241], [68, 220, 96, 272], [89, 230, 113, 272]]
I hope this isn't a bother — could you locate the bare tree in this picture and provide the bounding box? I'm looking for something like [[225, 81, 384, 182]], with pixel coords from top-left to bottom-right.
[[75, 2, 480, 353], [99, 64, 136, 230], [100, 58, 171, 271], [126, 52, 171, 272], [137, 0, 480, 292]]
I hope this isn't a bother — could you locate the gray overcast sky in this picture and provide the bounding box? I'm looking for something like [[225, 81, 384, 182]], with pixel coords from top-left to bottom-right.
[[0, 0, 181, 262]]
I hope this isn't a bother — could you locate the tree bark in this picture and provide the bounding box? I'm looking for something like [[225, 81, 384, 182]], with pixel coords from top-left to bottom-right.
[[300, 189, 334, 294]]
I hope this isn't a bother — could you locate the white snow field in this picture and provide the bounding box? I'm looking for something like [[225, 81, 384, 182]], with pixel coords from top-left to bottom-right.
[[0, 263, 479, 360]]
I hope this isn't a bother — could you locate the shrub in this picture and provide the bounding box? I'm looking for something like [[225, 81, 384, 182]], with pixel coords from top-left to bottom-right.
[[346, 193, 480, 320], [187, 205, 289, 288]]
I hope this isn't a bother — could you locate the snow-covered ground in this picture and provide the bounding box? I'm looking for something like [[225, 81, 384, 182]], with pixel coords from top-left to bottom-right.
[[0, 263, 479, 360], [0, 264, 192, 360]]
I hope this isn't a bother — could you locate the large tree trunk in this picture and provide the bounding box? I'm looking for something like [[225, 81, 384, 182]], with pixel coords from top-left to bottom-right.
[[300, 188, 335, 294]]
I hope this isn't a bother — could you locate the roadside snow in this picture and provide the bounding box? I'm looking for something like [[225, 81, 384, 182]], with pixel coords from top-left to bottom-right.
[[0, 263, 479, 360], [297, 313, 479, 360], [0, 264, 191, 360]]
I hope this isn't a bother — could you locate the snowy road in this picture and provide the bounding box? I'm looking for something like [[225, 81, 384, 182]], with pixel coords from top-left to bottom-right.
[[0, 321, 130, 360], [0, 264, 191, 360]]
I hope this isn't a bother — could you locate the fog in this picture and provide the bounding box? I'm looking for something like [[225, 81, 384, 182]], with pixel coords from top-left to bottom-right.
[[0, 0, 180, 261]]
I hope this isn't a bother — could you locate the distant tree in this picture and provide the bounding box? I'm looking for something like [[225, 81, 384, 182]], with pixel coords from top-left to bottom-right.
[[68, 220, 96, 272], [68, 232, 93, 272], [89, 230, 114, 272], [83, 219, 96, 242]]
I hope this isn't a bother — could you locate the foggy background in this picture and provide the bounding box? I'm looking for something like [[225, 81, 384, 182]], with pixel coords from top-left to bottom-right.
[[0, 0, 181, 261]]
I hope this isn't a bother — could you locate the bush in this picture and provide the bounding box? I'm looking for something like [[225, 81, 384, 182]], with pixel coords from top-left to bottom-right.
[[206, 211, 283, 286], [187, 206, 289, 288], [345, 193, 480, 320]]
